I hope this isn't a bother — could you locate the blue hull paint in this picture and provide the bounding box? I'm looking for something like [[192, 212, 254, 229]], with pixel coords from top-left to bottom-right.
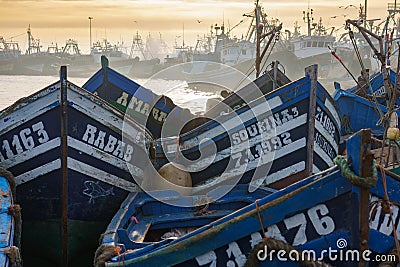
[[363, 170, 400, 255], [154, 66, 341, 188], [83, 63, 193, 138], [0, 174, 17, 267], [100, 166, 358, 267], [333, 88, 395, 136], [100, 129, 400, 267], [333, 69, 399, 136], [0, 71, 152, 264]]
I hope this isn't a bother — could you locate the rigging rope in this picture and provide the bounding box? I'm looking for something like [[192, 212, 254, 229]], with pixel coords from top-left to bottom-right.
[[348, 27, 386, 125], [233, 33, 279, 92]]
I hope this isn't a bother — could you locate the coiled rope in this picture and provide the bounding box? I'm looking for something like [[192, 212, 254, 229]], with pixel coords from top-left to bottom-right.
[[7, 205, 21, 249], [4, 246, 22, 267], [0, 169, 22, 266], [378, 248, 399, 267], [333, 156, 378, 188], [94, 244, 121, 267]]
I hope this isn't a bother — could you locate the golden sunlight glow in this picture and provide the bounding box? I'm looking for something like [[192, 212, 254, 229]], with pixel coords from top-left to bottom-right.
[[0, 0, 390, 53]]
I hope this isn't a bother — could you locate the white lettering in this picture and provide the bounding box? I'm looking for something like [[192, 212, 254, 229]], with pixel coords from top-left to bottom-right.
[[104, 135, 118, 152], [82, 124, 97, 144], [116, 92, 129, 107], [308, 204, 335, 235], [93, 131, 106, 149]]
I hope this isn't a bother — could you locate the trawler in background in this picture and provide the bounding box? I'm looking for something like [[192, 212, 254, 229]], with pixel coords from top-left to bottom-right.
[[0, 26, 162, 78], [0, 36, 21, 74]]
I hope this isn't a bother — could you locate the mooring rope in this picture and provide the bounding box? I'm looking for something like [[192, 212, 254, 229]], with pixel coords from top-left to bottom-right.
[[334, 156, 378, 188], [94, 244, 121, 267], [7, 205, 21, 249], [0, 169, 17, 203], [378, 248, 399, 267], [4, 246, 22, 267]]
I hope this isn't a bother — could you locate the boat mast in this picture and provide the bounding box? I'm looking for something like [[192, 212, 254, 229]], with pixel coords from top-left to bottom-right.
[[255, 0, 261, 78], [27, 25, 31, 55], [182, 23, 185, 47], [88, 17, 93, 53], [303, 4, 314, 37], [364, 0, 367, 28]]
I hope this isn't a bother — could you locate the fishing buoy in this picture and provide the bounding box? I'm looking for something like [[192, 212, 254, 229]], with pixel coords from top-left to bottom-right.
[[158, 163, 192, 187], [387, 127, 400, 141], [142, 163, 193, 196]]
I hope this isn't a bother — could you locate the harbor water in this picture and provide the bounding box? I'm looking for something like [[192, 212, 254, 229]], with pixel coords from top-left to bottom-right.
[[0, 75, 220, 113]]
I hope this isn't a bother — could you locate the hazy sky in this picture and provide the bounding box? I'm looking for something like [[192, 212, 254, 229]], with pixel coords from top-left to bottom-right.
[[0, 0, 392, 54]]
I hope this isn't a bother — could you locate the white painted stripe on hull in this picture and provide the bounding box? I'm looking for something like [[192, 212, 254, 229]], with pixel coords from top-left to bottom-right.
[[193, 138, 307, 192], [68, 157, 140, 192], [315, 120, 338, 153], [0, 138, 60, 169], [324, 98, 341, 130], [186, 113, 307, 172], [68, 137, 143, 178], [313, 164, 321, 174], [313, 141, 334, 166], [183, 96, 283, 148], [15, 159, 61, 185], [68, 89, 145, 145], [250, 161, 306, 186], [253, 137, 306, 170], [0, 89, 59, 134]]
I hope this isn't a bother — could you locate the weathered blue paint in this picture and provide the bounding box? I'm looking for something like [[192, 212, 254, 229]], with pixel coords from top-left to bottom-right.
[[333, 69, 399, 136], [83, 59, 193, 138], [333, 88, 395, 136], [0, 176, 15, 267], [154, 66, 341, 188], [0, 68, 153, 265], [100, 165, 359, 267]]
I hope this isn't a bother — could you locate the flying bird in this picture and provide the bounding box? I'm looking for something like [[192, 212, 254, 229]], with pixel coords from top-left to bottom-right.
[[197, 20, 202, 23]]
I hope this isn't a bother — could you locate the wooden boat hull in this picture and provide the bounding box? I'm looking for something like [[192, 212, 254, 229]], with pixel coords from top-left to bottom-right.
[[333, 88, 396, 136], [363, 168, 400, 258], [99, 166, 359, 267], [333, 69, 400, 136], [83, 57, 193, 138], [154, 65, 341, 189], [99, 129, 397, 267], [0, 171, 19, 267], [0, 67, 151, 265]]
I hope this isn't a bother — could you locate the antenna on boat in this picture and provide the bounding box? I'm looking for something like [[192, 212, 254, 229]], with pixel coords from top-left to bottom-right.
[[88, 17, 93, 53], [182, 23, 185, 47], [303, 5, 314, 36], [364, 0, 368, 28]]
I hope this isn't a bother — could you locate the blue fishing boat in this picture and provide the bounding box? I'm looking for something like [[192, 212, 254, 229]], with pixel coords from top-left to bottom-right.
[[333, 69, 400, 136], [153, 65, 341, 189], [205, 61, 291, 118], [343, 69, 398, 103], [0, 170, 22, 267], [83, 56, 194, 139], [358, 131, 400, 262], [94, 130, 383, 267], [333, 19, 400, 137], [333, 87, 393, 136], [0, 67, 152, 266], [367, 167, 400, 263]]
